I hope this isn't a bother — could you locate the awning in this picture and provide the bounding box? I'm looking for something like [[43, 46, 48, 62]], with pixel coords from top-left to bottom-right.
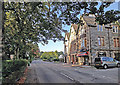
[[79, 48, 89, 52], [77, 52, 88, 57]]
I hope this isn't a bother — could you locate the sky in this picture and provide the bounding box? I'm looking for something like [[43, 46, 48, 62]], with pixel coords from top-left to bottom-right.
[[38, 2, 119, 52]]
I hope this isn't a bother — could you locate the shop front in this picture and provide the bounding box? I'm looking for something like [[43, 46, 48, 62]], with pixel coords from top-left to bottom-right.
[[77, 52, 89, 65]]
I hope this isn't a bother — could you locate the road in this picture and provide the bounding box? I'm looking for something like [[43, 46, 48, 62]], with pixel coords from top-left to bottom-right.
[[25, 60, 119, 84]]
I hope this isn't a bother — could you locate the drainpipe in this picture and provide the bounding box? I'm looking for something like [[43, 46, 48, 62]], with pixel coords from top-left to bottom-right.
[[89, 27, 92, 64], [108, 28, 111, 57], [106, 25, 112, 57]]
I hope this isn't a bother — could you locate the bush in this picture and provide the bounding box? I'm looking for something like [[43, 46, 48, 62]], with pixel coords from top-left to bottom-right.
[[2, 59, 28, 83], [42, 59, 47, 61], [53, 58, 59, 61]]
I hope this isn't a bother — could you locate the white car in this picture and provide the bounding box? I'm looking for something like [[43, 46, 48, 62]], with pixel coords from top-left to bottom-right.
[[94, 57, 120, 69]]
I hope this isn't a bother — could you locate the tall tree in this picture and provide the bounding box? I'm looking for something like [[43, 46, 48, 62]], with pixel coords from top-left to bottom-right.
[[3, 2, 120, 59]]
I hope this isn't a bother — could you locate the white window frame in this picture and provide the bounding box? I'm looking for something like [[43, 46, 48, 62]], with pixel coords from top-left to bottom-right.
[[116, 26, 118, 33], [97, 25, 100, 31], [100, 25, 103, 31], [98, 37, 101, 46], [113, 26, 118, 33]]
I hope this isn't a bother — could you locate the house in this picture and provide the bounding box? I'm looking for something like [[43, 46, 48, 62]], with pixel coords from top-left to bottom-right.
[[77, 14, 120, 64], [64, 32, 70, 63], [64, 24, 79, 64], [68, 24, 78, 64], [64, 14, 120, 65]]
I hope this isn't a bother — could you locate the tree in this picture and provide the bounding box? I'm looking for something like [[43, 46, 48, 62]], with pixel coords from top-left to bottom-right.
[[40, 51, 59, 61], [52, 2, 120, 25], [3, 2, 120, 60], [3, 2, 64, 59]]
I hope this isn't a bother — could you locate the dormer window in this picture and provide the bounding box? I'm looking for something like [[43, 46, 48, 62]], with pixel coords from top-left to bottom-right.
[[113, 26, 118, 33], [116, 26, 118, 32], [100, 25, 103, 31], [113, 26, 115, 32], [97, 25, 103, 31]]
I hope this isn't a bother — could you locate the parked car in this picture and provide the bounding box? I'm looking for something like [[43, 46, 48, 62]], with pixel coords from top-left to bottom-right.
[[94, 57, 120, 69]]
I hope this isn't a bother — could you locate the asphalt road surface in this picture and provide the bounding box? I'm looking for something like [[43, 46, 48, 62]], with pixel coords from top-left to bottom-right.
[[25, 60, 119, 84]]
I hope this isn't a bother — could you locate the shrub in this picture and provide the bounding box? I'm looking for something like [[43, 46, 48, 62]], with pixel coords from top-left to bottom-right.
[[53, 58, 59, 61], [2, 59, 28, 83], [42, 59, 47, 61]]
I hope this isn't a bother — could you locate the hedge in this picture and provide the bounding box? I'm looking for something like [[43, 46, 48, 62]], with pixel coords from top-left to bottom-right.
[[2, 59, 28, 83]]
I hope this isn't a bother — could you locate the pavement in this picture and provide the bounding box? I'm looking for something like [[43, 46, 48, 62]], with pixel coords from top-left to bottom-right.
[[25, 60, 119, 84], [63, 63, 93, 68]]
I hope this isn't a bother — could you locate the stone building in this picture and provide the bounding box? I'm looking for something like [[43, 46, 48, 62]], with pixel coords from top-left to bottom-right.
[[64, 14, 120, 65], [77, 14, 120, 64]]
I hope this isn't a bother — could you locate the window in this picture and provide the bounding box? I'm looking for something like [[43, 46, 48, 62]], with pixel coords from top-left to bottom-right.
[[117, 38, 119, 47], [85, 38, 87, 47], [114, 38, 116, 47], [82, 39, 85, 47], [98, 37, 104, 46], [98, 37, 101, 46], [101, 37, 104, 46], [98, 25, 103, 31], [113, 26, 115, 32], [109, 57, 113, 61], [113, 26, 118, 33], [113, 38, 119, 47], [74, 43, 76, 50], [81, 41, 83, 47], [116, 26, 118, 33], [101, 25, 103, 31]]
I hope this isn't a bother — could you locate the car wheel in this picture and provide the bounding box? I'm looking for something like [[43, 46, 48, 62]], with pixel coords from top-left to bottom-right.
[[104, 64, 108, 69], [117, 64, 120, 68]]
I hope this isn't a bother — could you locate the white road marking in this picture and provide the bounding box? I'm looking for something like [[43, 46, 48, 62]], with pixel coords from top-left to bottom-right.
[[60, 72, 74, 81]]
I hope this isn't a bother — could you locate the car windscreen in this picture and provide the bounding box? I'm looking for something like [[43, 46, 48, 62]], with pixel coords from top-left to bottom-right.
[[95, 58, 101, 62], [102, 57, 113, 61], [102, 57, 107, 61]]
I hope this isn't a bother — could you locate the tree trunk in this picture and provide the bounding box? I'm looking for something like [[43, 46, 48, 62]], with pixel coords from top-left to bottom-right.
[[16, 47, 19, 59], [23, 38, 26, 59]]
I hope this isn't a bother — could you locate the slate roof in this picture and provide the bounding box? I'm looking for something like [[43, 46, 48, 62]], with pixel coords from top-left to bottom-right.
[[83, 15, 112, 28], [83, 16, 96, 26]]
